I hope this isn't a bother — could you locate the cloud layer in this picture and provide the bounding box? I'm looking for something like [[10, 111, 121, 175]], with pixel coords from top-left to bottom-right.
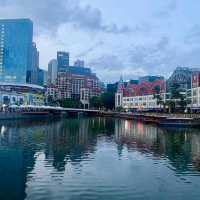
[[0, 0, 131, 34], [1, 0, 200, 82]]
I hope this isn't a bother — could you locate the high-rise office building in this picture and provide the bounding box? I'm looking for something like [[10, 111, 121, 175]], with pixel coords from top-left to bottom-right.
[[27, 42, 39, 84], [0, 19, 33, 83], [57, 51, 69, 72], [37, 68, 48, 86], [74, 59, 84, 67], [48, 59, 58, 84]]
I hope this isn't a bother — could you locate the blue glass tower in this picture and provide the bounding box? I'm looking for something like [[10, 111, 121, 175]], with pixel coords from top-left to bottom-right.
[[0, 19, 33, 83], [57, 51, 69, 72]]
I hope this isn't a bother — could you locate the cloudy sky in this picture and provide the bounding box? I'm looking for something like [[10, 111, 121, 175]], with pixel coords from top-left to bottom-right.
[[1, 0, 200, 82]]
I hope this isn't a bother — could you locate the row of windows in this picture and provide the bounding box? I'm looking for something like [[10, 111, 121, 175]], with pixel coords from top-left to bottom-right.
[[123, 96, 155, 102], [123, 102, 157, 107]]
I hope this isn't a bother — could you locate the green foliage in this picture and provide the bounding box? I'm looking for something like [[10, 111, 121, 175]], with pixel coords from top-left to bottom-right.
[[170, 82, 182, 99], [90, 96, 103, 109], [101, 92, 115, 110], [90, 92, 115, 110], [60, 98, 82, 108], [165, 100, 175, 113], [154, 85, 161, 94], [178, 96, 187, 112], [47, 96, 59, 106], [153, 93, 162, 106], [115, 106, 123, 112], [168, 82, 188, 113]]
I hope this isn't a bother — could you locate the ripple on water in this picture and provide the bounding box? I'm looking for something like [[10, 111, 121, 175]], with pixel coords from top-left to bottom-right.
[[0, 118, 200, 200]]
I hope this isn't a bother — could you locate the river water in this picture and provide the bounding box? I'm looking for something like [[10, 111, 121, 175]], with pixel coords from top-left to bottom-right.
[[0, 117, 200, 200]]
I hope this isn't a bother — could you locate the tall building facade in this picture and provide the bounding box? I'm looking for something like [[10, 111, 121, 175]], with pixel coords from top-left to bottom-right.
[[28, 42, 39, 84], [47, 66, 101, 107], [37, 69, 48, 86], [166, 67, 193, 93], [48, 59, 58, 84], [0, 19, 33, 83], [56, 68, 100, 101], [74, 59, 84, 67], [57, 51, 69, 72], [191, 71, 200, 109]]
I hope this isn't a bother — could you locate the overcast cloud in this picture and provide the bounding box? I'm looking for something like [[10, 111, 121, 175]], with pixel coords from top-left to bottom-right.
[[0, 0, 200, 82]]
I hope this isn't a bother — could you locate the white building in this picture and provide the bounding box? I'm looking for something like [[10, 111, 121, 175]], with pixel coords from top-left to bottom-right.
[[80, 88, 90, 109], [190, 71, 200, 110], [46, 84, 58, 101], [48, 59, 58, 84], [116, 93, 162, 111]]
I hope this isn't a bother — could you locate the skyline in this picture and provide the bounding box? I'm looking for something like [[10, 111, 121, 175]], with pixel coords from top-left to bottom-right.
[[1, 0, 200, 82]]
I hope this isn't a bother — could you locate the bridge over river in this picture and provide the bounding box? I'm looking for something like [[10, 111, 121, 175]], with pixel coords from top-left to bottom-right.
[[1, 105, 200, 128]]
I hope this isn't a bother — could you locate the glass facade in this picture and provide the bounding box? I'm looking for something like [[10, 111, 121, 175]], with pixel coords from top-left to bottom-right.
[[0, 19, 33, 83], [57, 51, 69, 72]]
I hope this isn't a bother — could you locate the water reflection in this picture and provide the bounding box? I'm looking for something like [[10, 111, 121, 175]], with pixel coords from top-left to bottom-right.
[[0, 118, 199, 199], [115, 119, 200, 173]]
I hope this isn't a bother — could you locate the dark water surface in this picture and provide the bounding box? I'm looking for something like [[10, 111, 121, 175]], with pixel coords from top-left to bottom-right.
[[0, 117, 200, 200]]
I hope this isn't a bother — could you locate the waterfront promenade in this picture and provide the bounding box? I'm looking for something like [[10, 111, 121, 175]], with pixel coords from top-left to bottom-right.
[[0, 105, 200, 128]]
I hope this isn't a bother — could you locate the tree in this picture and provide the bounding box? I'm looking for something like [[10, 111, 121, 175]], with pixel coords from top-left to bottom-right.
[[101, 92, 115, 110], [153, 85, 164, 110], [89, 96, 103, 109], [165, 100, 175, 113], [178, 95, 190, 113], [59, 98, 82, 108], [169, 82, 185, 113], [89, 92, 115, 110], [171, 82, 181, 99]]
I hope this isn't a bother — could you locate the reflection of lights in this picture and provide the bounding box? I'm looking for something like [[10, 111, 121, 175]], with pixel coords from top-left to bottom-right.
[[184, 133, 187, 142], [0, 125, 7, 136], [125, 120, 131, 131], [136, 122, 144, 135]]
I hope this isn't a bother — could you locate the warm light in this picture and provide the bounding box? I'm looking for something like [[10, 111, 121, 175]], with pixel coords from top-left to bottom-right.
[[136, 122, 144, 135], [125, 120, 131, 131]]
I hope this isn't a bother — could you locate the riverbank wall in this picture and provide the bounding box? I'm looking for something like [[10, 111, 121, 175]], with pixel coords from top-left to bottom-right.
[[0, 109, 200, 128]]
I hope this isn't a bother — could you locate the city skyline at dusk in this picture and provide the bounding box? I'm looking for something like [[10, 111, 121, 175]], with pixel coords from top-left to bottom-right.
[[1, 0, 200, 82]]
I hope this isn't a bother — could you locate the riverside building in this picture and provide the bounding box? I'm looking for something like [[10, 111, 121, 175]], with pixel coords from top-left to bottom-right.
[[115, 76, 165, 111], [0, 19, 33, 83], [48, 59, 58, 84], [0, 83, 45, 106], [47, 53, 101, 108], [191, 71, 200, 110]]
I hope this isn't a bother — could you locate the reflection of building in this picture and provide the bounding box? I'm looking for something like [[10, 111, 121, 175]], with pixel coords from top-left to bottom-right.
[[0, 83, 45, 105], [115, 119, 158, 147], [0, 19, 33, 83], [0, 121, 39, 200], [114, 118, 200, 171], [115, 76, 165, 110]]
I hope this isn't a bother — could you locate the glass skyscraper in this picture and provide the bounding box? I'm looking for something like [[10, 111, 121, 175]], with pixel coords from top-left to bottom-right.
[[0, 19, 33, 83], [57, 51, 69, 72]]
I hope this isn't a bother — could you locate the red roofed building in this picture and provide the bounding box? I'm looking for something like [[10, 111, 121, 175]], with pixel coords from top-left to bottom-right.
[[115, 76, 165, 110]]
